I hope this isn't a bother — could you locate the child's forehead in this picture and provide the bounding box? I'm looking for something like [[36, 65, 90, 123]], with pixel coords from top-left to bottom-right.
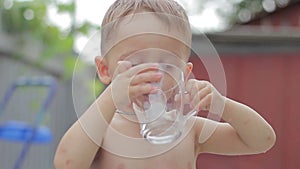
[[101, 12, 191, 57], [108, 34, 189, 65]]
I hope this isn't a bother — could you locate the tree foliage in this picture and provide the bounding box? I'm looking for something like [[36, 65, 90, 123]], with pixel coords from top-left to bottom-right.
[[0, 0, 99, 79]]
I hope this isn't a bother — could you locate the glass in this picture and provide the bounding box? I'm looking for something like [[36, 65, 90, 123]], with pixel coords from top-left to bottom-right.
[[121, 49, 197, 144], [135, 63, 197, 144]]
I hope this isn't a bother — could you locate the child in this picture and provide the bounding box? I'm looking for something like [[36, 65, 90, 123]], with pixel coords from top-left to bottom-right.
[[54, 0, 276, 169]]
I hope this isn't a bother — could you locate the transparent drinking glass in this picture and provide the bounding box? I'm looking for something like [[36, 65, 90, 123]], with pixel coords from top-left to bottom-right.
[[123, 49, 197, 144]]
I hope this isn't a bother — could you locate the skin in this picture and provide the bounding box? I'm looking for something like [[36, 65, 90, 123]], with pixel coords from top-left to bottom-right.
[[54, 17, 276, 169]]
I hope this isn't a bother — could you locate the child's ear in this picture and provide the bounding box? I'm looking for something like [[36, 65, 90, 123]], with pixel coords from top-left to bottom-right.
[[185, 62, 193, 80], [95, 56, 111, 85]]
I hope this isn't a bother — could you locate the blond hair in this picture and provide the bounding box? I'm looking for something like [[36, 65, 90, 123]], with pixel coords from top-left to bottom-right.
[[101, 0, 192, 57], [102, 0, 189, 27]]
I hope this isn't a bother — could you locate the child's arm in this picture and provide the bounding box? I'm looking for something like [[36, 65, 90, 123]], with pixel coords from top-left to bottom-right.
[[54, 62, 161, 169], [54, 86, 115, 169], [187, 80, 276, 155]]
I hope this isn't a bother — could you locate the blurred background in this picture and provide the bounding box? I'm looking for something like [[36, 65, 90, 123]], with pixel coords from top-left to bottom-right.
[[0, 0, 299, 168]]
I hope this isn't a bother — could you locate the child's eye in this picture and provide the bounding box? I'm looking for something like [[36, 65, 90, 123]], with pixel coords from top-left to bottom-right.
[[129, 61, 142, 67], [164, 65, 174, 71], [132, 63, 139, 67], [166, 65, 173, 69]]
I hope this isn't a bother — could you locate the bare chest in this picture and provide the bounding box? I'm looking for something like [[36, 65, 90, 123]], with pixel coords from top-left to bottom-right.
[[91, 115, 197, 169], [92, 144, 196, 169]]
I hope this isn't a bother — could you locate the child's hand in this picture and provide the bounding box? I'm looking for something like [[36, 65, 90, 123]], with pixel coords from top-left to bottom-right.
[[111, 61, 162, 113], [185, 79, 224, 112]]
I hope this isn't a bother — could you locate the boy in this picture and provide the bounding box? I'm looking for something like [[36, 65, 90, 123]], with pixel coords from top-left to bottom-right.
[[54, 0, 276, 169]]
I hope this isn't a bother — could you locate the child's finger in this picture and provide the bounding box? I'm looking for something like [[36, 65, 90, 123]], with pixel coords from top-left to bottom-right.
[[174, 92, 192, 106], [185, 79, 196, 93], [191, 86, 212, 107], [129, 84, 158, 99], [131, 71, 162, 85], [186, 79, 207, 95], [186, 79, 204, 99], [195, 93, 212, 111]]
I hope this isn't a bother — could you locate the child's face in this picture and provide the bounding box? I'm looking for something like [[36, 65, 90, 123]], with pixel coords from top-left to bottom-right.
[[107, 34, 189, 76], [96, 11, 192, 85], [99, 34, 192, 116]]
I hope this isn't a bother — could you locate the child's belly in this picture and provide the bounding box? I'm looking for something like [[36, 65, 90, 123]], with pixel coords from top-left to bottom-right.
[[91, 132, 196, 169], [92, 146, 195, 169]]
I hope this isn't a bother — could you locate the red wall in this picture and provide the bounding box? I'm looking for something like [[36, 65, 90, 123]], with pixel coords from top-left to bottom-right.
[[190, 54, 300, 169]]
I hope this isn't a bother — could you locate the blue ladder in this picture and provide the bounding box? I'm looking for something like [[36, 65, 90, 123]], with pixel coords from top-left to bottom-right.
[[0, 76, 57, 169]]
